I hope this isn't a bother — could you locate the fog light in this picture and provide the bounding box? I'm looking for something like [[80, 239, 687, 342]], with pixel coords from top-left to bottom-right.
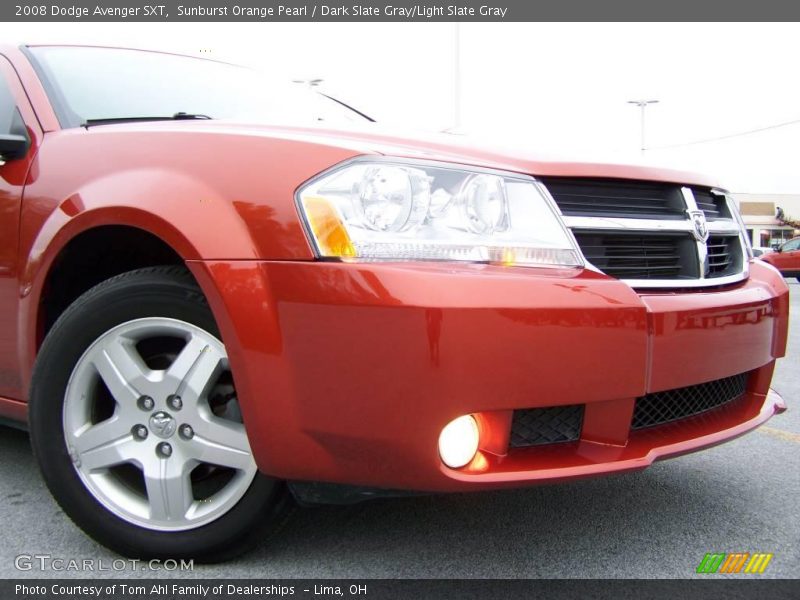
[[438, 415, 479, 469]]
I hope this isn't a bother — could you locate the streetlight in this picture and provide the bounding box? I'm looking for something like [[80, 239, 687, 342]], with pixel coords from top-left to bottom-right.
[[453, 23, 461, 130], [627, 99, 659, 154], [292, 78, 324, 89]]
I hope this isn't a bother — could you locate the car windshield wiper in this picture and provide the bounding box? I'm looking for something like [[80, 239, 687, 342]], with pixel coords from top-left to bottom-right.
[[83, 113, 214, 127], [320, 94, 375, 122]]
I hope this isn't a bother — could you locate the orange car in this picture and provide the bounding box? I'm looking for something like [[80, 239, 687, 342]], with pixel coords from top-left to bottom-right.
[[760, 237, 800, 281], [0, 44, 790, 561]]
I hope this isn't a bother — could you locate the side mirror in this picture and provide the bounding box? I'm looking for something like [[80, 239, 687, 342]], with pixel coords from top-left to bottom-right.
[[0, 133, 29, 162], [0, 107, 31, 164]]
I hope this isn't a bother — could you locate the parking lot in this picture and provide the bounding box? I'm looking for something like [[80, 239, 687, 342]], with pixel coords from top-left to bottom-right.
[[1, 281, 798, 579]]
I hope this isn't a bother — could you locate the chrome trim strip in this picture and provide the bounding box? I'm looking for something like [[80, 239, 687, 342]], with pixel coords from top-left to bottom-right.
[[534, 181, 588, 269], [708, 221, 743, 234], [563, 216, 740, 234], [681, 186, 700, 213], [682, 187, 708, 278], [722, 191, 755, 259], [621, 270, 749, 289]]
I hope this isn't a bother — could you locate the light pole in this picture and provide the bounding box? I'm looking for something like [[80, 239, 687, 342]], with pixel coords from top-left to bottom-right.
[[627, 99, 659, 154], [292, 78, 324, 89], [453, 23, 462, 130]]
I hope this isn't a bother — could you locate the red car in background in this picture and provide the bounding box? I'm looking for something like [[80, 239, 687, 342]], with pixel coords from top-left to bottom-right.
[[760, 237, 800, 281], [0, 44, 790, 561]]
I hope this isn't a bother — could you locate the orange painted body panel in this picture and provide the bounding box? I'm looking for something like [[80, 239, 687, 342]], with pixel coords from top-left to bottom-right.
[[640, 275, 789, 393], [0, 44, 791, 493], [0, 52, 44, 398], [185, 259, 787, 491]]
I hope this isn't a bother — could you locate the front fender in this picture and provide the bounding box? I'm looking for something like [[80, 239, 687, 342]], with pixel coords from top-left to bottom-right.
[[16, 125, 366, 398], [18, 166, 288, 393]]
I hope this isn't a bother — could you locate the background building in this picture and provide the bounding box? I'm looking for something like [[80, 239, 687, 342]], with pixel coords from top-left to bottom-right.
[[733, 193, 800, 249]]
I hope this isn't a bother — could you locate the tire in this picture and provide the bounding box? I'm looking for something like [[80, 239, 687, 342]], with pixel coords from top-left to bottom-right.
[[29, 266, 291, 562]]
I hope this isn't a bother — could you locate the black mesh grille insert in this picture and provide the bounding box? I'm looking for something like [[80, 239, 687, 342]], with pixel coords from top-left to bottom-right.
[[573, 231, 699, 280], [631, 373, 748, 430], [693, 189, 730, 221], [542, 178, 686, 219], [510, 405, 584, 448], [706, 235, 742, 278]]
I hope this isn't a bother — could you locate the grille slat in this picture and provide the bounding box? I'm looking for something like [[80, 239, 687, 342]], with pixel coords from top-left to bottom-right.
[[573, 231, 698, 280], [706, 235, 741, 278], [510, 405, 584, 448], [692, 189, 730, 220], [631, 373, 748, 430], [595, 265, 681, 269], [542, 178, 686, 219], [542, 178, 729, 221]]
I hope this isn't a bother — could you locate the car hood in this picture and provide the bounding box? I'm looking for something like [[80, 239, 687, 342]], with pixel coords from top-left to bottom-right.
[[89, 119, 721, 188]]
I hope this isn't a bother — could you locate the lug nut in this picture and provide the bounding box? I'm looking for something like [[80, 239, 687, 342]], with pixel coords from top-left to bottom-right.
[[138, 396, 155, 411], [156, 442, 172, 458], [168, 395, 183, 410], [132, 425, 148, 440], [179, 424, 194, 440]]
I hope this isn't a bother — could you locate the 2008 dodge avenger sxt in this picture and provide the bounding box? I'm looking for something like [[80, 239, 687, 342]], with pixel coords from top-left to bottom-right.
[[0, 44, 789, 561]]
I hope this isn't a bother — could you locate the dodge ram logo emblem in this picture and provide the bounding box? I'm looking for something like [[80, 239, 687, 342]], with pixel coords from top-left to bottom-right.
[[688, 210, 709, 243], [149, 411, 177, 439]]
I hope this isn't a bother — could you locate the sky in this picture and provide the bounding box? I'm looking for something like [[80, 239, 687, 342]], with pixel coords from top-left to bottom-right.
[[1, 22, 799, 193]]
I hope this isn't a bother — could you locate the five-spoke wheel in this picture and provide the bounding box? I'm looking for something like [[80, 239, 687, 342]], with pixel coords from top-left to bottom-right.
[[63, 317, 257, 530], [29, 267, 288, 561]]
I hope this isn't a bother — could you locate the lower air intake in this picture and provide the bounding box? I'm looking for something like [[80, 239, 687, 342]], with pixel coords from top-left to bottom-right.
[[631, 373, 749, 430], [510, 405, 584, 448]]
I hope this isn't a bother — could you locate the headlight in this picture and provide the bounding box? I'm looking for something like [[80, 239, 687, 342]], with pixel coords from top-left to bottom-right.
[[296, 158, 582, 267]]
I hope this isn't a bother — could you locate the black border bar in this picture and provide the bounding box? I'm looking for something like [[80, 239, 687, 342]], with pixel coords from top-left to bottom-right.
[[3, 579, 799, 600], [5, 0, 800, 22]]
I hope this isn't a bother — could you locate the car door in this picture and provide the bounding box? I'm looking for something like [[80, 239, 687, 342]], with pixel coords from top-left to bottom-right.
[[772, 238, 800, 273], [0, 55, 39, 399]]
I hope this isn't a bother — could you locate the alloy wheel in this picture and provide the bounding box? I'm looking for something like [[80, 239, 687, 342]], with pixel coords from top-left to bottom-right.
[[62, 317, 257, 531]]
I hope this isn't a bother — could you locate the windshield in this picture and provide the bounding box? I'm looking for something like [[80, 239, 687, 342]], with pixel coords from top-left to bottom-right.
[[27, 46, 372, 127]]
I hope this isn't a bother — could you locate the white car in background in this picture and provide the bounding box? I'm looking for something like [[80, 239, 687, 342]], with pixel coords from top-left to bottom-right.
[[753, 246, 775, 258]]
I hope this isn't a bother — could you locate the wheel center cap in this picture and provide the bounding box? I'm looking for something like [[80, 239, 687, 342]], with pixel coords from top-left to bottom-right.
[[149, 411, 177, 439]]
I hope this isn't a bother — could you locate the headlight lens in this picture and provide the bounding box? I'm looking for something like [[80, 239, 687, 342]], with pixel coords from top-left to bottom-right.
[[297, 159, 582, 267]]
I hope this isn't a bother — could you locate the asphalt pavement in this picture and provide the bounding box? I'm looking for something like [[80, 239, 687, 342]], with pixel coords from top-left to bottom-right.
[[1, 281, 798, 579]]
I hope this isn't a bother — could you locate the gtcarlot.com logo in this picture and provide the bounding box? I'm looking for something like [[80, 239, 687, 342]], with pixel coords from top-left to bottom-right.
[[14, 554, 194, 572], [696, 552, 773, 574]]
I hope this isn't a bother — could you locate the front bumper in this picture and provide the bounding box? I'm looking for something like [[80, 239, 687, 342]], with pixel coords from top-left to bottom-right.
[[190, 259, 790, 493]]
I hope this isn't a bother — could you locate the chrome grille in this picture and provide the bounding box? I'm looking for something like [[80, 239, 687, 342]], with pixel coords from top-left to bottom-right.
[[542, 179, 748, 289]]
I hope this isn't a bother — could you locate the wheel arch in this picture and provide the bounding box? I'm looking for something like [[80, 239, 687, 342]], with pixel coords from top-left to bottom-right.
[[18, 203, 260, 401]]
